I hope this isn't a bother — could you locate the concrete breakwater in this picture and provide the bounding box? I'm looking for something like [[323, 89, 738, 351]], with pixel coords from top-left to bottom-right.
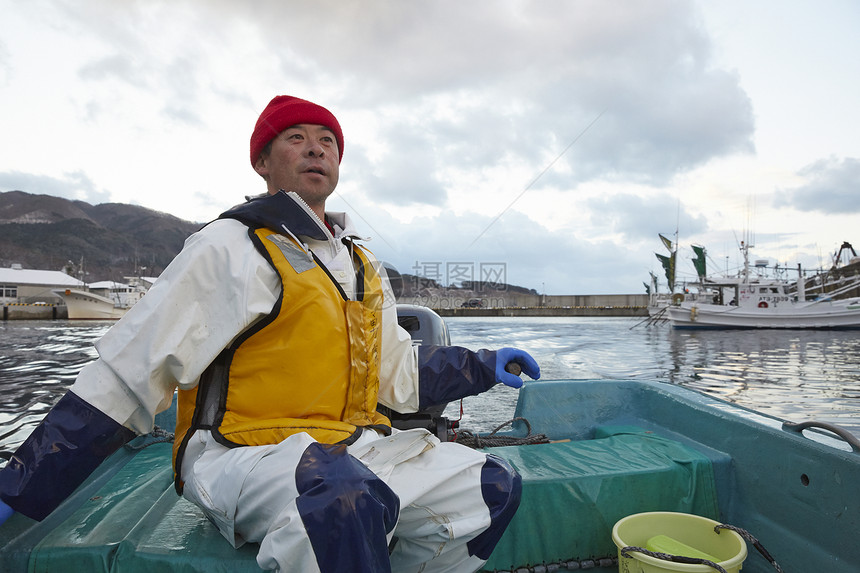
[[4, 294, 650, 320], [402, 293, 650, 317], [3, 303, 68, 320], [434, 305, 648, 317]]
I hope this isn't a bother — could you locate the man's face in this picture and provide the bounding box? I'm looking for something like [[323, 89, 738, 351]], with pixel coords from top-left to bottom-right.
[[255, 124, 340, 207]]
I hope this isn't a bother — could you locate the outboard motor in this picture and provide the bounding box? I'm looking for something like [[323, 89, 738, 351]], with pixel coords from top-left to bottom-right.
[[394, 303, 451, 346], [377, 304, 454, 440]]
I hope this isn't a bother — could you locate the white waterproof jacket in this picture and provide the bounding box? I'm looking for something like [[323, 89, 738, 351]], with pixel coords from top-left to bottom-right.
[[69, 191, 421, 435]]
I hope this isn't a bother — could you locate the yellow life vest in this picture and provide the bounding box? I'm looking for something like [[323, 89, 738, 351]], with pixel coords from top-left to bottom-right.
[[173, 227, 390, 490]]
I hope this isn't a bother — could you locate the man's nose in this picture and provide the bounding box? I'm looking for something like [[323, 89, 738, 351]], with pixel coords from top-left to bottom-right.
[[306, 142, 325, 158]]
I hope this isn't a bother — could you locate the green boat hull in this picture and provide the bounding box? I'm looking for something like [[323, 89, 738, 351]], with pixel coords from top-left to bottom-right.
[[2, 379, 858, 572]]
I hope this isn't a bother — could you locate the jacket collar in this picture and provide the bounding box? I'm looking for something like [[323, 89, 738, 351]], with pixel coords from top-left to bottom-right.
[[219, 190, 363, 242]]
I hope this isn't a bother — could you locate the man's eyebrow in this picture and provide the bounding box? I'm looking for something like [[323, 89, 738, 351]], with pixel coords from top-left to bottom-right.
[[284, 124, 335, 135]]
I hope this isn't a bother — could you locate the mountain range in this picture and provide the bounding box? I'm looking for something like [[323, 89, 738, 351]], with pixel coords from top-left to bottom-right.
[[0, 191, 202, 281], [0, 190, 539, 300]]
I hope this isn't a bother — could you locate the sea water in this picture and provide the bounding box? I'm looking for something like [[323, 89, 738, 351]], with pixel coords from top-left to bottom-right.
[[443, 316, 860, 436], [1, 317, 859, 458]]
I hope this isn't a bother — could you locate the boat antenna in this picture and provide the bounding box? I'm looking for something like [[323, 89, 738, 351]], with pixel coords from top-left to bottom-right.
[[746, 195, 756, 250]]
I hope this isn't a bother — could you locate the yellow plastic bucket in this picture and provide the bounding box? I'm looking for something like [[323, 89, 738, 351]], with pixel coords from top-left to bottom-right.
[[612, 512, 747, 572]]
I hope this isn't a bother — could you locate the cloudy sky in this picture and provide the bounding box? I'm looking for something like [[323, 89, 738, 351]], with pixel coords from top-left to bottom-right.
[[2, 0, 858, 294]]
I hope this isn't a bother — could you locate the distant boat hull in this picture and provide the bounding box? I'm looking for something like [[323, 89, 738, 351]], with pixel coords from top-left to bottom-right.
[[55, 288, 133, 320], [668, 298, 860, 329]]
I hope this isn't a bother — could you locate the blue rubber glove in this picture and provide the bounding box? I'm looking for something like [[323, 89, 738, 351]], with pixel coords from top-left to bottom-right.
[[0, 499, 13, 526], [495, 347, 540, 389]]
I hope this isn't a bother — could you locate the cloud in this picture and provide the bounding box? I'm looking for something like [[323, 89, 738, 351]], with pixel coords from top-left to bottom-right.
[[78, 53, 147, 87], [27, 1, 755, 207], [0, 39, 11, 88], [775, 157, 860, 214], [352, 128, 448, 207], [579, 68, 755, 183], [53, 0, 753, 190], [45, 1, 209, 127], [585, 192, 708, 241], [259, 0, 755, 194], [0, 170, 112, 204]]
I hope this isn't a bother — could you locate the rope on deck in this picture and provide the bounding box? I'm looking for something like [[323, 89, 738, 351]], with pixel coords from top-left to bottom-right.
[[124, 425, 175, 451], [485, 555, 617, 572], [454, 417, 550, 449]]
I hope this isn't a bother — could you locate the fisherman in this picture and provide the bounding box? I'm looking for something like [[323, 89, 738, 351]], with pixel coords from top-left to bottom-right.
[[0, 95, 540, 572]]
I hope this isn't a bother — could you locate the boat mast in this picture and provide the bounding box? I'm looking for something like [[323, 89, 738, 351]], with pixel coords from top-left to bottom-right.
[[740, 230, 752, 285], [674, 200, 680, 293], [797, 263, 806, 302]]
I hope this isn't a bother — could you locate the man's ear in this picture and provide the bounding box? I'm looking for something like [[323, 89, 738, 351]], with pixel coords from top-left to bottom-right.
[[253, 155, 269, 179]]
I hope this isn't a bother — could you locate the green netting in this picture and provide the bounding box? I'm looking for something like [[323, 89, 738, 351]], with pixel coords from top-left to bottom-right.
[[483, 426, 719, 572]]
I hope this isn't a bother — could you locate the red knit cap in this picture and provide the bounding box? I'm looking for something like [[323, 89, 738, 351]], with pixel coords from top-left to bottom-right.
[[249, 95, 344, 167]]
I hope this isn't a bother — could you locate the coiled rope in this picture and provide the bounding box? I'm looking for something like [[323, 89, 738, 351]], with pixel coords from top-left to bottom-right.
[[454, 417, 549, 449]]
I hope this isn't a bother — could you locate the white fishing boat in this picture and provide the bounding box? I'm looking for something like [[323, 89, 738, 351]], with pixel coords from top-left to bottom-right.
[[55, 277, 156, 320], [667, 242, 860, 329]]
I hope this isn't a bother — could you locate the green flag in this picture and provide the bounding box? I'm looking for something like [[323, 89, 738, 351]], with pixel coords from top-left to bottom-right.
[[656, 252, 676, 292], [659, 234, 673, 252], [691, 245, 706, 279]]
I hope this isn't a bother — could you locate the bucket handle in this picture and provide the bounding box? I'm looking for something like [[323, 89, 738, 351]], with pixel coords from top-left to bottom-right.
[[781, 420, 860, 453], [714, 525, 784, 573], [620, 546, 727, 573], [621, 524, 784, 573]]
